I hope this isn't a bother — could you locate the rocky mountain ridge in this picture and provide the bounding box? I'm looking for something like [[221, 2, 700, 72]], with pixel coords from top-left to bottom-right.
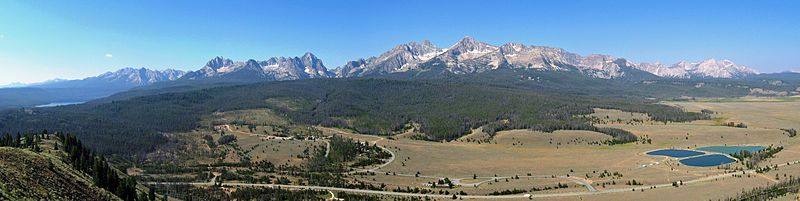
[[181, 52, 331, 81], [33, 37, 758, 86], [30, 67, 186, 88], [336, 36, 758, 79]]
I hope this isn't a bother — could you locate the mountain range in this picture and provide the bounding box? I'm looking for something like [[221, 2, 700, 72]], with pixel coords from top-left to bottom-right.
[[14, 36, 760, 88], [31, 67, 186, 88], [180, 53, 330, 81], [186, 36, 758, 80], [0, 36, 769, 109], [0, 68, 185, 109]]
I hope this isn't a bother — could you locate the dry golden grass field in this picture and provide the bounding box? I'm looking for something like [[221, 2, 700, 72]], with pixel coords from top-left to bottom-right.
[[314, 98, 800, 199], [141, 98, 800, 200]]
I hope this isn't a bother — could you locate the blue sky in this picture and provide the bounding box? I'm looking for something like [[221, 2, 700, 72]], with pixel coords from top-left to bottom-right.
[[1, 0, 798, 85]]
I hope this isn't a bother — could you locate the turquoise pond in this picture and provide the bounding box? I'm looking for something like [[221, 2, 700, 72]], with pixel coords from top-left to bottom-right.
[[646, 149, 705, 158], [679, 154, 737, 167], [695, 146, 766, 154], [646, 146, 755, 167]]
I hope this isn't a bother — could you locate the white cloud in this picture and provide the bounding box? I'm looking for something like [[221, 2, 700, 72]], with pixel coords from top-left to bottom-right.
[[105, 53, 113, 58]]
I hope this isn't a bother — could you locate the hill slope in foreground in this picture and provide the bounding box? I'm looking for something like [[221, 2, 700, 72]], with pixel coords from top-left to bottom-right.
[[0, 147, 118, 200]]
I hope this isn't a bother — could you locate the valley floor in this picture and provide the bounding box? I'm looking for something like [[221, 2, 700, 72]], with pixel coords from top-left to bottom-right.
[[139, 98, 800, 200]]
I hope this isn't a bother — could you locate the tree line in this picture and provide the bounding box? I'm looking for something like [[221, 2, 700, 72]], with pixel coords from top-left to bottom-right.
[[55, 132, 142, 201], [0, 132, 43, 151], [0, 131, 150, 200], [724, 175, 800, 201]]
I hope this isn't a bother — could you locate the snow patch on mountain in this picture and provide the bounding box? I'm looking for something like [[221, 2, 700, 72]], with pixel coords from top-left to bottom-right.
[[182, 53, 331, 81], [335, 36, 759, 79], [334, 40, 444, 77], [635, 59, 757, 78]]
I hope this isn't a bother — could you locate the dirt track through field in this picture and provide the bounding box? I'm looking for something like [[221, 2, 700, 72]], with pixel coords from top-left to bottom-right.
[[149, 127, 800, 199]]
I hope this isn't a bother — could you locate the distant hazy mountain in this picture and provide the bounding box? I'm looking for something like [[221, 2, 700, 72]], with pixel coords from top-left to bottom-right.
[[0, 82, 29, 88], [31, 67, 186, 88], [0, 67, 185, 109], [336, 36, 758, 79], [635, 59, 757, 78], [181, 53, 331, 81]]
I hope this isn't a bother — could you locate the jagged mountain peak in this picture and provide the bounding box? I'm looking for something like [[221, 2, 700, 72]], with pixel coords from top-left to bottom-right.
[[32, 67, 186, 88], [205, 56, 234, 70], [499, 42, 526, 52], [696, 58, 736, 67], [184, 38, 760, 80], [434, 36, 500, 72], [635, 58, 757, 78], [301, 52, 319, 61], [391, 40, 439, 54], [696, 58, 758, 76], [336, 37, 760, 79], [455, 36, 479, 45], [182, 53, 331, 81], [420, 39, 434, 46], [335, 40, 444, 77], [448, 36, 497, 52], [338, 38, 624, 77], [244, 59, 261, 68], [96, 67, 186, 84]]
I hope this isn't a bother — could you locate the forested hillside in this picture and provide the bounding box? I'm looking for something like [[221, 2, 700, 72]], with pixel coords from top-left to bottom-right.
[[381, 68, 800, 99], [0, 147, 117, 200], [92, 69, 800, 107], [0, 72, 710, 156], [0, 131, 140, 200]]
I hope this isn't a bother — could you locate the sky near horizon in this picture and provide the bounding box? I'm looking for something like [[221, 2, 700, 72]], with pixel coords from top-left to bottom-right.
[[0, 0, 798, 85]]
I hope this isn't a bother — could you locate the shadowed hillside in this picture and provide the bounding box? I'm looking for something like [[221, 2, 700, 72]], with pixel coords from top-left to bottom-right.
[[0, 147, 119, 200]]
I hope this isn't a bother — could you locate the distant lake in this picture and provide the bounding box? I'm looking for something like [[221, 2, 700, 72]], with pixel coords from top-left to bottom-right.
[[646, 149, 705, 158], [679, 154, 737, 167], [34, 102, 84, 108], [696, 146, 766, 155]]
